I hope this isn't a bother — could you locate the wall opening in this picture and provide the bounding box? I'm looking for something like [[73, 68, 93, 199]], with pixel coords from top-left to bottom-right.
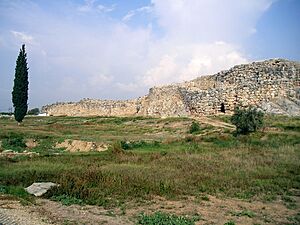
[[220, 103, 225, 113]]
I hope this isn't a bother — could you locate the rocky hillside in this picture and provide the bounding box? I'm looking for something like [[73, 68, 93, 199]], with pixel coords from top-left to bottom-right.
[[42, 59, 300, 117]]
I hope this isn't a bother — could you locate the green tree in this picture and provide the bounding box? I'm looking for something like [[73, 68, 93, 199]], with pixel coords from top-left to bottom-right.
[[231, 107, 264, 135], [12, 44, 29, 123], [27, 108, 40, 115]]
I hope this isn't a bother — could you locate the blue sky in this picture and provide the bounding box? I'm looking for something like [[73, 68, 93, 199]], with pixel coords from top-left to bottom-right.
[[0, 0, 299, 111]]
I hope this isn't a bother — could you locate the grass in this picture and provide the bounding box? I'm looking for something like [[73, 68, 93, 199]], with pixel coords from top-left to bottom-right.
[[50, 194, 84, 206], [224, 222, 236, 225], [0, 115, 299, 208], [0, 185, 34, 203], [231, 210, 256, 218], [137, 211, 200, 225], [287, 212, 300, 225]]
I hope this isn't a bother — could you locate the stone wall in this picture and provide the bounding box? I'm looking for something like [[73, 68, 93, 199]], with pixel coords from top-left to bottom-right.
[[42, 59, 300, 117], [43, 98, 140, 117], [180, 59, 300, 115]]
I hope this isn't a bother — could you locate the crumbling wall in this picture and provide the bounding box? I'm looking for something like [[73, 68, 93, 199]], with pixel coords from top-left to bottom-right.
[[42, 59, 300, 117], [181, 59, 299, 115], [43, 98, 140, 116]]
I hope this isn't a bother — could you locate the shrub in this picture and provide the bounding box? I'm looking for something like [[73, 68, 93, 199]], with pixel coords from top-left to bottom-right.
[[231, 107, 264, 135], [189, 121, 201, 134], [120, 140, 160, 150], [27, 108, 40, 115]]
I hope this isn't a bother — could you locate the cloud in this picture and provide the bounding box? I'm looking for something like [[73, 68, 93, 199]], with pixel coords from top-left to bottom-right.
[[142, 55, 178, 86], [97, 4, 116, 13], [141, 42, 248, 86], [115, 82, 141, 92], [77, 0, 96, 12], [11, 31, 34, 44], [88, 74, 114, 87], [151, 0, 275, 43], [78, 0, 115, 13], [135, 0, 275, 86], [122, 5, 153, 22], [0, 0, 276, 109]]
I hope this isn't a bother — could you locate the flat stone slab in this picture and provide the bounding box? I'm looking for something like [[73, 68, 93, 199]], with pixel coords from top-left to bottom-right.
[[25, 182, 58, 197]]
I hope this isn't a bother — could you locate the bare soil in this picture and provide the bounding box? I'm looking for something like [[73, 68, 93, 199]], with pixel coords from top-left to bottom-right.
[[25, 139, 38, 149], [55, 139, 108, 152], [0, 194, 298, 225], [193, 116, 235, 130]]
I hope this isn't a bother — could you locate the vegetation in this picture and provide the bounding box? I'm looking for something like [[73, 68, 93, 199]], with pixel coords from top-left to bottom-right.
[[12, 44, 29, 123], [1, 133, 26, 152], [189, 121, 201, 134], [0, 185, 33, 203], [51, 194, 83, 206], [224, 222, 235, 225], [137, 211, 200, 225], [231, 107, 264, 135], [27, 108, 40, 115], [0, 115, 299, 222]]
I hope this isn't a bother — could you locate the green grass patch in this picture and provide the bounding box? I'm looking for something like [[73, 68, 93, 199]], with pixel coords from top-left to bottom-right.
[[137, 211, 200, 225], [0, 185, 33, 202], [50, 194, 84, 206], [231, 210, 255, 218]]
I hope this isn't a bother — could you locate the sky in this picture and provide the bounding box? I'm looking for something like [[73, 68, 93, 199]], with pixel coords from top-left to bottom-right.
[[0, 0, 299, 111]]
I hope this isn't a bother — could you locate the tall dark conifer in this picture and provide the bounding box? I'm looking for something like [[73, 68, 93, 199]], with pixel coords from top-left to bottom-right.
[[12, 44, 29, 123]]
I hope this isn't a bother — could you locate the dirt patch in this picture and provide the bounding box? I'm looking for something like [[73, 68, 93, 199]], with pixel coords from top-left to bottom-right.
[[55, 139, 108, 152], [193, 116, 236, 130], [0, 196, 50, 225], [125, 195, 299, 225], [25, 139, 38, 148], [0, 194, 298, 225]]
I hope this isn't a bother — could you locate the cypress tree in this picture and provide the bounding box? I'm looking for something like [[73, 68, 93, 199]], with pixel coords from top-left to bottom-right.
[[12, 44, 29, 123]]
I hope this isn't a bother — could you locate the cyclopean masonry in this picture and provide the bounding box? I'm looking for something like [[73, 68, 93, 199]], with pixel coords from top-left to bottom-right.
[[42, 59, 300, 117]]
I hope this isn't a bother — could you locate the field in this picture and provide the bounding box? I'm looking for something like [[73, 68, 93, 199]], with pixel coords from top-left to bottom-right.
[[0, 115, 299, 225]]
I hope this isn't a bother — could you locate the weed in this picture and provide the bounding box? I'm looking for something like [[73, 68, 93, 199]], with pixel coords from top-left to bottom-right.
[[282, 195, 298, 209], [137, 211, 200, 225], [231, 210, 256, 218], [0, 185, 33, 203], [189, 122, 201, 134], [51, 194, 84, 206], [2, 133, 26, 152], [200, 195, 210, 201], [224, 221, 236, 225], [287, 212, 300, 225], [121, 140, 160, 150]]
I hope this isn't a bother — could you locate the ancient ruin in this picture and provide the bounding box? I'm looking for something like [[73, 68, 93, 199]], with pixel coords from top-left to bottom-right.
[[42, 59, 300, 117]]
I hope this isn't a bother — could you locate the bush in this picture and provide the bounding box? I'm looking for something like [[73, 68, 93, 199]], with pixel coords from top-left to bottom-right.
[[189, 121, 201, 134], [231, 107, 264, 135], [27, 108, 40, 115], [120, 140, 160, 150]]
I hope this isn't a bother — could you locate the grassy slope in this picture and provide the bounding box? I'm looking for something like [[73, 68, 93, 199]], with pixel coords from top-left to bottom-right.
[[0, 115, 299, 207]]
